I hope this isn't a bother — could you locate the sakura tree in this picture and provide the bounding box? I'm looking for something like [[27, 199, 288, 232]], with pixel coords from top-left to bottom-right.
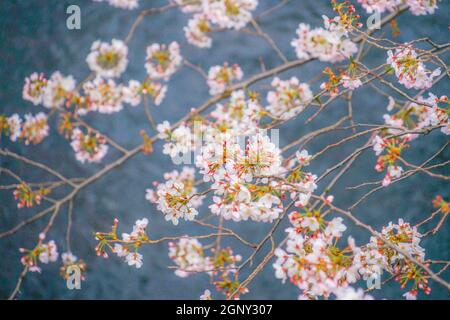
[[0, 0, 449, 300]]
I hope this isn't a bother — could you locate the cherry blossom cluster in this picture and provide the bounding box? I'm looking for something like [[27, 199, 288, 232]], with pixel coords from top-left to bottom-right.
[[266, 77, 313, 119], [78, 76, 166, 115], [93, 0, 139, 10], [273, 210, 360, 299], [145, 167, 205, 225], [70, 127, 109, 164], [209, 89, 263, 133], [157, 120, 194, 159], [372, 134, 408, 187], [95, 218, 150, 268], [86, 39, 129, 78], [23, 71, 76, 108], [372, 93, 449, 186], [154, 89, 320, 223], [354, 218, 429, 299], [0, 113, 22, 142], [357, 0, 438, 16], [387, 45, 441, 90], [207, 63, 244, 96], [20, 112, 50, 145], [197, 133, 286, 222], [21, 40, 169, 119], [145, 42, 182, 81], [178, 0, 258, 48], [20, 240, 59, 273], [406, 93, 449, 135], [168, 237, 213, 277], [291, 19, 358, 63], [274, 197, 431, 299], [323, 1, 363, 37], [320, 62, 363, 97]]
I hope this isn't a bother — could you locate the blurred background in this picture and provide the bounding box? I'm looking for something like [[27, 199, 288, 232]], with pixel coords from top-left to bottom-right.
[[0, 0, 449, 299]]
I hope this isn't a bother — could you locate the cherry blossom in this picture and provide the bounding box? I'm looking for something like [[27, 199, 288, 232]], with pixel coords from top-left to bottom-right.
[[291, 23, 358, 63], [157, 121, 194, 160], [5, 0, 449, 301], [126, 252, 143, 268], [22, 72, 47, 105], [42, 71, 76, 109], [184, 13, 213, 48], [146, 167, 204, 225], [13, 182, 48, 209], [86, 39, 129, 78], [207, 63, 244, 96], [82, 76, 125, 114], [341, 75, 362, 90], [208, 0, 258, 30], [273, 218, 358, 298], [266, 77, 313, 120], [122, 79, 167, 106], [70, 127, 109, 163], [168, 238, 213, 277], [20, 112, 49, 145], [0, 113, 23, 142], [209, 90, 263, 132], [145, 42, 182, 81], [295, 149, 312, 166], [95, 218, 150, 268], [357, 0, 400, 14], [20, 240, 59, 273], [387, 45, 441, 90]]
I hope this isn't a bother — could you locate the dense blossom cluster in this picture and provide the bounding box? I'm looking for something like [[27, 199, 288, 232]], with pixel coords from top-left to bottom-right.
[[387, 45, 441, 90], [145, 167, 204, 225], [274, 206, 430, 299], [5, 0, 448, 301], [273, 212, 357, 299], [354, 219, 429, 299], [153, 87, 320, 223], [291, 21, 358, 63]]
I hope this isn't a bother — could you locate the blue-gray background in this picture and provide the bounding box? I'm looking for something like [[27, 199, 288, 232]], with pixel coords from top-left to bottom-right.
[[0, 0, 448, 299]]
